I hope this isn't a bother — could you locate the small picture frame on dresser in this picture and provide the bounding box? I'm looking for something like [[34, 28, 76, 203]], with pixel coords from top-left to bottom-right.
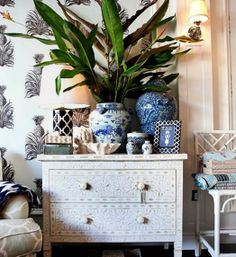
[[153, 120, 181, 154]]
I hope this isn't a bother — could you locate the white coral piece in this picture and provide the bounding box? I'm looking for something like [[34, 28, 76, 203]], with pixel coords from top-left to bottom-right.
[[85, 142, 120, 155]]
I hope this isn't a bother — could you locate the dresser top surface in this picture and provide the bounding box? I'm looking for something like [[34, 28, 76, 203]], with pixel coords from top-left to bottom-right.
[[37, 153, 187, 161]]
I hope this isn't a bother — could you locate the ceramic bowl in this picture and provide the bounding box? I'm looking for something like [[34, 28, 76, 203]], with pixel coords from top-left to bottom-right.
[[84, 142, 121, 155]]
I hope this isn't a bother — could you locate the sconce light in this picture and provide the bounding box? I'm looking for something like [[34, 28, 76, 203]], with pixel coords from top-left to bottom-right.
[[188, 0, 208, 41]]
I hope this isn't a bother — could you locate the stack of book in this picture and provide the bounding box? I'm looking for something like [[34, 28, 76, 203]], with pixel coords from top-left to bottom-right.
[[43, 134, 72, 155]]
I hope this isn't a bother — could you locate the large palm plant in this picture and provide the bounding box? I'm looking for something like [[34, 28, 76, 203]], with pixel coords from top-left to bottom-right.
[[6, 0, 190, 103]]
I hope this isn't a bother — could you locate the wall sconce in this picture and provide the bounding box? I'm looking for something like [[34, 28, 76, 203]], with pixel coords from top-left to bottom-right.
[[188, 0, 208, 41]]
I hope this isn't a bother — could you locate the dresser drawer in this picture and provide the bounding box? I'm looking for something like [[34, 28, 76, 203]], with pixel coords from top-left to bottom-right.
[[49, 169, 175, 203], [50, 203, 176, 240]]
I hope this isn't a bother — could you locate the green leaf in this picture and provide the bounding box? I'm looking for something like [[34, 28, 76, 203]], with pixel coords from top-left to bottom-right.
[[63, 21, 95, 69], [155, 15, 175, 28], [122, 0, 160, 32], [63, 79, 90, 92], [55, 75, 62, 95], [34, 0, 67, 39], [50, 49, 83, 66], [124, 0, 169, 47], [126, 43, 175, 67], [60, 68, 89, 78], [144, 51, 174, 68], [122, 60, 146, 76], [155, 35, 175, 43], [4, 32, 56, 45], [102, 0, 124, 65], [140, 43, 176, 62], [87, 25, 98, 47], [142, 83, 171, 93], [57, 0, 106, 42], [52, 28, 67, 51], [34, 59, 68, 67]]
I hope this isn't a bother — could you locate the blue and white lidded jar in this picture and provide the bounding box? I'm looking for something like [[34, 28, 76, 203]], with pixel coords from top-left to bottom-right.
[[142, 140, 153, 155], [127, 132, 147, 154]]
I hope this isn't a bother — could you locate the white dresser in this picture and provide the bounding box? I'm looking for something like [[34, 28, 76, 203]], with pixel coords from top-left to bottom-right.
[[38, 154, 187, 257]]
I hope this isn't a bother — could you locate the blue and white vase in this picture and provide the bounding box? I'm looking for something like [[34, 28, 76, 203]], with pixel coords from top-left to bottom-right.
[[126, 141, 138, 155], [142, 140, 153, 155], [89, 103, 131, 150], [136, 92, 177, 136]]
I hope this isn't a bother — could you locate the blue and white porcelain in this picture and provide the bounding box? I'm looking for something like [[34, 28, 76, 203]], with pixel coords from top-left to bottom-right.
[[136, 92, 177, 136], [127, 132, 147, 154], [89, 103, 131, 150], [126, 141, 139, 155], [142, 140, 153, 155]]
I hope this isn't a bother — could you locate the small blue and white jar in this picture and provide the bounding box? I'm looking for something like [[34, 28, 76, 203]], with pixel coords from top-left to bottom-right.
[[142, 140, 153, 155], [127, 132, 147, 154], [126, 141, 139, 155]]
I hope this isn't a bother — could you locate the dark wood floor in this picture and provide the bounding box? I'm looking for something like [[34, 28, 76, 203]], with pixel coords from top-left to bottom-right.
[[38, 242, 236, 256], [46, 245, 212, 257]]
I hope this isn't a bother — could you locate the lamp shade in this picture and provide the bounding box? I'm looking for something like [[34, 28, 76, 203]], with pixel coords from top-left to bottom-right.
[[189, 0, 208, 24], [39, 65, 97, 110]]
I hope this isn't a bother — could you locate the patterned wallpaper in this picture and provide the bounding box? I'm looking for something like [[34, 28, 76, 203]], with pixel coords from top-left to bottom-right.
[[0, 0, 156, 190], [0, 0, 57, 189]]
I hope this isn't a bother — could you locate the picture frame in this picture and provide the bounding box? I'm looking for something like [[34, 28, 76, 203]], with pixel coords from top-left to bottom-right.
[[153, 120, 182, 154]]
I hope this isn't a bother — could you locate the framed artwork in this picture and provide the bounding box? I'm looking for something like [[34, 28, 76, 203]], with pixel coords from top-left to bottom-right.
[[153, 120, 182, 154]]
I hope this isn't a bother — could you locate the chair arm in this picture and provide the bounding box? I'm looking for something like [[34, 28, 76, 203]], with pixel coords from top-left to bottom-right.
[[0, 195, 29, 219]]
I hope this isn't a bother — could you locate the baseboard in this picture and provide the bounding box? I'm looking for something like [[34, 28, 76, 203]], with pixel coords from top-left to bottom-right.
[[183, 233, 196, 250]]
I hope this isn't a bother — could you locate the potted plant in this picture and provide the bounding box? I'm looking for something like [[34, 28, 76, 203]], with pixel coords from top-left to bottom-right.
[[4, 0, 190, 146]]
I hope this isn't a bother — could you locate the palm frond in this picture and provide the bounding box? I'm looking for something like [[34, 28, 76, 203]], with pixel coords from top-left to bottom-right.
[[34, 53, 44, 64], [72, 107, 90, 127], [64, 0, 91, 6], [0, 0, 15, 7], [0, 41, 14, 67], [25, 70, 42, 98], [123, 0, 158, 32], [0, 101, 14, 129], [25, 132, 46, 160], [33, 115, 44, 125], [26, 10, 53, 36], [0, 147, 15, 181], [0, 147, 6, 158], [3, 163, 15, 182]]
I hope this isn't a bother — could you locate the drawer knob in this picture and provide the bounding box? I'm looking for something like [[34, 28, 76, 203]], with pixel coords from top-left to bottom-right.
[[81, 217, 89, 224], [80, 182, 89, 190], [137, 182, 145, 191], [136, 216, 145, 224]]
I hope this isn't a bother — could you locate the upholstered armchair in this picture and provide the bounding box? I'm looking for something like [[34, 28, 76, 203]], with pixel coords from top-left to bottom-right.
[[0, 160, 42, 257]]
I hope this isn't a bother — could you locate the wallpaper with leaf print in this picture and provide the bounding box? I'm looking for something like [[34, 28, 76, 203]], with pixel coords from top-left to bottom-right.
[[0, 0, 153, 189]]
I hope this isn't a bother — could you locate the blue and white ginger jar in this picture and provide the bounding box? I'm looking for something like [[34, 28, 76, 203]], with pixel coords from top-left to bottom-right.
[[89, 103, 131, 150], [136, 92, 177, 136]]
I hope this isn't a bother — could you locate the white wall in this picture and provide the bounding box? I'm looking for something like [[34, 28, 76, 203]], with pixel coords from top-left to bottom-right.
[[229, 0, 236, 129], [176, 0, 234, 246]]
